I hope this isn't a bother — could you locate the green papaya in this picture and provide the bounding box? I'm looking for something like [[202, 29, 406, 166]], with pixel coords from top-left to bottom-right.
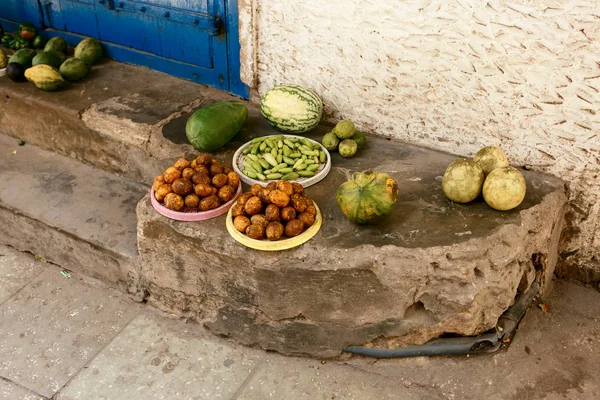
[[186, 101, 248, 151], [32, 50, 62, 68], [74, 38, 103, 65], [44, 37, 67, 53], [59, 58, 90, 81], [8, 48, 36, 68]]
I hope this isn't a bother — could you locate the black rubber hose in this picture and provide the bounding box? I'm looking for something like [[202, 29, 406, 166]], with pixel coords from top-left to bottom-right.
[[344, 282, 540, 359]]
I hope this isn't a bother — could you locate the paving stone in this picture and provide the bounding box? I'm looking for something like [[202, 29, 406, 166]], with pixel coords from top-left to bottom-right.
[[56, 311, 263, 400], [236, 356, 434, 400], [0, 378, 45, 400], [0, 267, 140, 398], [0, 245, 44, 305]]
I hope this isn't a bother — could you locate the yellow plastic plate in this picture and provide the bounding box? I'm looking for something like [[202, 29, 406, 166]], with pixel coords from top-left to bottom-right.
[[226, 202, 322, 251]]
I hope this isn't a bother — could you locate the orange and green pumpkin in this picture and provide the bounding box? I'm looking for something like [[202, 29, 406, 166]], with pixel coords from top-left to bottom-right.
[[336, 170, 399, 224]]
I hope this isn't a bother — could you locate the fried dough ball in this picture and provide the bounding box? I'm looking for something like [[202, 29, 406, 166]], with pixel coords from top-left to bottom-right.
[[163, 167, 181, 184], [227, 172, 240, 188], [190, 159, 198, 169], [155, 184, 173, 202], [196, 153, 212, 166], [250, 184, 262, 196], [281, 206, 296, 222], [269, 190, 290, 208], [194, 165, 209, 176], [195, 184, 216, 197], [209, 162, 224, 177], [174, 157, 191, 170], [266, 182, 277, 190], [185, 194, 200, 208], [218, 185, 236, 203], [291, 182, 305, 195], [250, 214, 269, 229], [276, 180, 294, 196], [199, 195, 221, 211], [258, 188, 272, 204], [305, 204, 317, 217], [236, 192, 254, 206], [298, 212, 315, 228], [223, 166, 233, 175], [265, 204, 280, 222], [212, 173, 228, 189], [233, 215, 251, 233], [266, 221, 284, 241], [231, 203, 245, 218], [285, 219, 304, 238], [152, 175, 166, 192], [290, 194, 308, 213], [192, 173, 211, 186], [164, 193, 184, 211], [245, 224, 265, 240], [244, 196, 263, 215], [182, 167, 196, 181], [172, 178, 194, 195], [305, 197, 314, 207]]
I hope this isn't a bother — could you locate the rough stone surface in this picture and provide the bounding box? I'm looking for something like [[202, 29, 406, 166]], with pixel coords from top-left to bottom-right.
[[137, 126, 568, 357], [2, 246, 600, 399], [238, 357, 430, 400], [241, 0, 600, 283], [0, 266, 140, 398], [0, 246, 44, 305], [345, 279, 600, 400], [0, 134, 144, 295], [0, 378, 44, 400], [56, 311, 263, 400]]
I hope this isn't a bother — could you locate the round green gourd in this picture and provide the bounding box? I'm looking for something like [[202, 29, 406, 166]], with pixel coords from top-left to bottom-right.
[[186, 101, 248, 152], [336, 170, 399, 224]]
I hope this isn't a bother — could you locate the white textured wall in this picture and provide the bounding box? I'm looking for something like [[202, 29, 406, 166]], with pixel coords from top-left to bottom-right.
[[243, 0, 600, 277]]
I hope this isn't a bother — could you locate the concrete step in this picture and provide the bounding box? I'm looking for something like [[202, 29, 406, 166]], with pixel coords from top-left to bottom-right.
[[0, 60, 237, 185], [0, 133, 146, 296]]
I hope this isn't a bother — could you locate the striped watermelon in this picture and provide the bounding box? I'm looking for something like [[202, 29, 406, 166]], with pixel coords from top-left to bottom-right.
[[260, 84, 323, 133]]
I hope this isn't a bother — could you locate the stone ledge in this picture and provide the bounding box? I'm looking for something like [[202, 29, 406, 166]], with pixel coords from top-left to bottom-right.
[[0, 61, 236, 184], [136, 136, 568, 357]]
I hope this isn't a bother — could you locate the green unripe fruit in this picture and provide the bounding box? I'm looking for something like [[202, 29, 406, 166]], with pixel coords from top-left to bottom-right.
[[75, 38, 103, 65], [483, 166, 526, 211], [322, 132, 339, 151], [352, 130, 366, 148], [333, 119, 356, 139], [44, 37, 68, 53], [474, 146, 509, 176], [442, 158, 484, 203], [339, 139, 358, 158]]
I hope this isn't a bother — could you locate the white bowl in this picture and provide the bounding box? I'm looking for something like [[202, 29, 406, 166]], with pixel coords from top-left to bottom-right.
[[232, 134, 331, 188]]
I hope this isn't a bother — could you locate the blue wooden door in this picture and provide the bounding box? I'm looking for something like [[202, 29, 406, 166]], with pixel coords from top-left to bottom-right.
[[41, 0, 238, 92]]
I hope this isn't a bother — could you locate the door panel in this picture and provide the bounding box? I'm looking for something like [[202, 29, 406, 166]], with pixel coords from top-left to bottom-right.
[[44, 0, 228, 88]]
